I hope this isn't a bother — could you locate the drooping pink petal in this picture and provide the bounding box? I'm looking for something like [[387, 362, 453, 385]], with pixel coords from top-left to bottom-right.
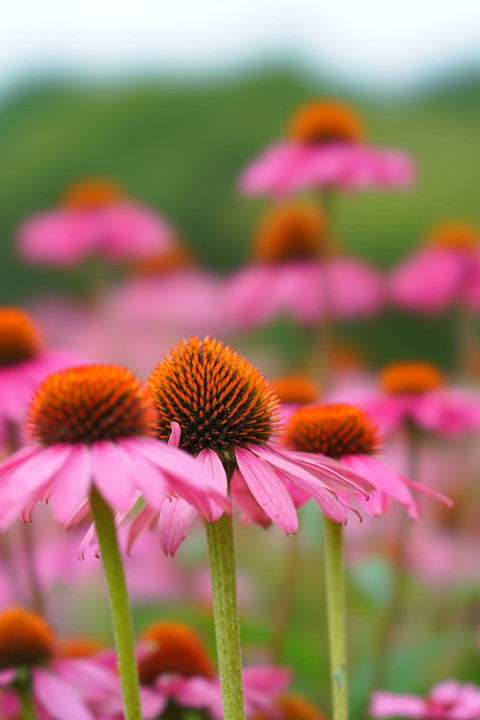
[[159, 496, 197, 556], [230, 471, 272, 527], [196, 448, 228, 522], [49, 444, 93, 525], [116, 439, 169, 510], [91, 441, 138, 512], [235, 448, 298, 534], [0, 445, 73, 529], [369, 690, 427, 718], [127, 505, 160, 552], [33, 668, 94, 720]]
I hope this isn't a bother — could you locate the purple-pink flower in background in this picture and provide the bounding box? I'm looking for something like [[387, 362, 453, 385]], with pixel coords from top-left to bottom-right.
[[370, 680, 480, 719], [389, 221, 480, 313], [18, 178, 174, 266], [225, 203, 384, 329], [239, 100, 414, 197], [0, 308, 82, 449]]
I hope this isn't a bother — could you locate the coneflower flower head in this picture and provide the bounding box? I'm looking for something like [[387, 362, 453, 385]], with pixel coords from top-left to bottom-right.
[[0, 309, 42, 367], [147, 336, 282, 459], [253, 203, 325, 264], [0, 364, 226, 531], [0, 607, 54, 671], [285, 403, 451, 519], [288, 100, 364, 145], [139, 338, 373, 553]]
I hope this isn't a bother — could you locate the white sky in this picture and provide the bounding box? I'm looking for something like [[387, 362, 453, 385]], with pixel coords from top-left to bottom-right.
[[2, 0, 480, 91]]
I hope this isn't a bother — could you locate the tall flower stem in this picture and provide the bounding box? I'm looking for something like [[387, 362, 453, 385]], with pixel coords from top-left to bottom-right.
[[90, 486, 142, 720], [323, 515, 348, 720], [205, 512, 245, 720], [18, 679, 35, 720]]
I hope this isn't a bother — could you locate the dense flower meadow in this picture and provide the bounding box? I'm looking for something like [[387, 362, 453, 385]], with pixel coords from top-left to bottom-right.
[[1, 98, 480, 720]]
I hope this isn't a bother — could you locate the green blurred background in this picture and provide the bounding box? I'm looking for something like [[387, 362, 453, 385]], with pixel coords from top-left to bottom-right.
[[2, 66, 480, 369]]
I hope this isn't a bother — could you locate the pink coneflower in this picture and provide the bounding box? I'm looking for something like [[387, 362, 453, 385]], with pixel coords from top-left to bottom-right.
[[18, 178, 174, 266], [349, 361, 480, 438], [239, 100, 414, 197], [134, 622, 291, 720], [0, 308, 81, 447], [389, 221, 480, 313], [283, 403, 451, 519], [370, 680, 480, 719], [129, 337, 373, 556], [226, 203, 384, 329], [0, 364, 227, 531], [0, 607, 116, 720]]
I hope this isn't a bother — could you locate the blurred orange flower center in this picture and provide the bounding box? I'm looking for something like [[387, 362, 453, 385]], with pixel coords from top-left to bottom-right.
[[130, 244, 191, 277], [285, 404, 381, 459], [0, 308, 41, 366], [61, 179, 126, 210], [273, 376, 319, 406], [147, 336, 281, 456], [54, 637, 104, 659], [0, 607, 55, 671], [380, 362, 446, 395], [27, 364, 155, 445], [427, 222, 479, 252], [253, 204, 325, 263], [288, 101, 364, 145], [138, 622, 214, 685], [253, 693, 329, 720]]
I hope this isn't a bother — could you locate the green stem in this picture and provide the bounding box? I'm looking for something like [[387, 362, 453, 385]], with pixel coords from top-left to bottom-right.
[[323, 516, 348, 720], [205, 513, 245, 720], [89, 486, 142, 720], [19, 680, 36, 720]]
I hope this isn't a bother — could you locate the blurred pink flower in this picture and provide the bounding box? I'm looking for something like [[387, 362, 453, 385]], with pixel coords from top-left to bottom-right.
[[333, 362, 480, 437], [0, 308, 82, 445], [389, 221, 480, 313], [18, 179, 174, 266], [0, 365, 227, 531], [370, 680, 480, 719], [239, 101, 413, 197]]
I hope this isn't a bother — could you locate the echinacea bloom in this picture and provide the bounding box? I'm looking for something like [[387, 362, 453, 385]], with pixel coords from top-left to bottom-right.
[[18, 178, 174, 266], [134, 622, 291, 720], [284, 403, 452, 519], [0, 308, 81, 446], [0, 607, 115, 720], [239, 100, 414, 197], [225, 203, 384, 328], [252, 692, 328, 720], [0, 364, 227, 531], [389, 221, 480, 313], [343, 361, 480, 438], [130, 337, 373, 555], [370, 680, 480, 719]]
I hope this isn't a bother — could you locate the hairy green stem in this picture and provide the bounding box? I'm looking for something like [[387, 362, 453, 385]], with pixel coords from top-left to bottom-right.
[[323, 516, 348, 720], [90, 486, 142, 720], [18, 679, 36, 720], [205, 513, 245, 720]]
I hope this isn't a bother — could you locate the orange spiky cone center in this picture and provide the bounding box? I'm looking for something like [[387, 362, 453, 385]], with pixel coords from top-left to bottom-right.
[[273, 376, 320, 406], [0, 608, 55, 671], [138, 622, 214, 685], [0, 309, 41, 366], [380, 362, 446, 396], [27, 364, 156, 445], [147, 337, 281, 456], [285, 404, 381, 459], [253, 203, 325, 263], [288, 101, 364, 145], [427, 221, 479, 252], [61, 179, 126, 210]]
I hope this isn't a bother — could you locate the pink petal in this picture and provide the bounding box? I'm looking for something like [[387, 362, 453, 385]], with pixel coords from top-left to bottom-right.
[[118, 439, 169, 509], [234, 448, 298, 534], [159, 496, 197, 556], [0, 445, 73, 529], [369, 690, 427, 718], [127, 505, 159, 552], [33, 668, 94, 720], [196, 449, 228, 522], [50, 445, 93, 526], [91, 441, 138, 512], [230, 470, 272, 527]]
